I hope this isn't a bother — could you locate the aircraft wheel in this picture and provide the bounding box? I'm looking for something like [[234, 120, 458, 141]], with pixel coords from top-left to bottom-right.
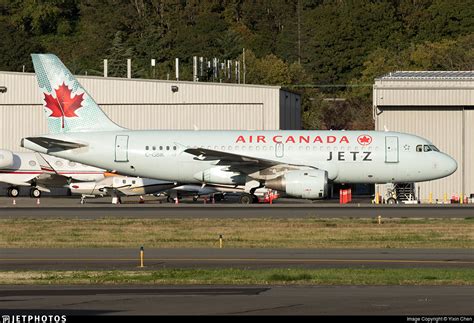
[[214, 194, 223, 202], [252, 195, 259, 203], [239, 193, 253, 204], [192, 196, 199, 202], [30, 188, 41, 198], [8, 187, 19, 198], [386, 197, 398, 204], [167, 196, 174, 203]]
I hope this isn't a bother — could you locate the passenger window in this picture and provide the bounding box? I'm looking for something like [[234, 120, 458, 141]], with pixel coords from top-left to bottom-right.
[[132, 180, 136, 184], [29, 160, 36, 166], [430, 145, 439, 152], [123, 180, 126, 184], [159, 146, 163, 150], [416, 145, 423, 152], [166, 146, 170, 150], [145, 146, 149, 150], [173, 146, 177, 150], [152, 146, 156, 150], [423, 145, 432, 152]]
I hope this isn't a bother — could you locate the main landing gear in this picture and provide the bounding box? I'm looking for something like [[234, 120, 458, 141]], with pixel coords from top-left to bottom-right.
[[7, 187, 19, 198], [239, 193, 259, 204], [30, 187, 41, 198]]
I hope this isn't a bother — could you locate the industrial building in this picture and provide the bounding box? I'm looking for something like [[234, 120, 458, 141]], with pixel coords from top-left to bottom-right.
[[0, 71, 301, 153], [373, 71, 474, 202]]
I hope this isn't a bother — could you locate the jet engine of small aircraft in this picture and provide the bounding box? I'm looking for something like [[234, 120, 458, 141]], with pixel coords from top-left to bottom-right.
[[0, 149, 14, 168], [265, 169, 328, 199]]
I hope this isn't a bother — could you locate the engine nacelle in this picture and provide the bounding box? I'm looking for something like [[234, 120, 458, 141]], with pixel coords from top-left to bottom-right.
[[0, 149, 14, 168], [193, 166, 246, 185], [265, 169, 328, 199]]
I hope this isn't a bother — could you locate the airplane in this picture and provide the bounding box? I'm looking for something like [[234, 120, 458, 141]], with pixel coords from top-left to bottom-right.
[[68, 175, 177, 203], [0, 149, 105, 198], [21, 54, 458, 204], [69, 174, 275, 204]]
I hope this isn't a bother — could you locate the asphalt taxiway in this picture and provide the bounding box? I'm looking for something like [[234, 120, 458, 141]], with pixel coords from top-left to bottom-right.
[[0, 204, 473, 219], [1, 248, 472, 270], [0, 197, 473, 219], [1, 285, 473, 315]]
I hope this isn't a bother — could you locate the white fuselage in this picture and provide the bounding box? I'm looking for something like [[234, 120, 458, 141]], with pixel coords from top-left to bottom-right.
[[23, 130, 458, 186]]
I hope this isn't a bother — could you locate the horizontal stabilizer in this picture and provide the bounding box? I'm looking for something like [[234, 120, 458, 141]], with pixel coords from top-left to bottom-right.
[[23, 137, 87, 151]]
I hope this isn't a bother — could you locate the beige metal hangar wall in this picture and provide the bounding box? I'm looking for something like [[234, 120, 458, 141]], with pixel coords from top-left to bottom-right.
[[373, 71, 474, 201], [0, 71, 300, 152]]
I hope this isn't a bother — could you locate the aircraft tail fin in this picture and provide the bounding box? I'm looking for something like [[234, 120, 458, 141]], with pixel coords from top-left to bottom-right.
[[31, 54, 124, 134]]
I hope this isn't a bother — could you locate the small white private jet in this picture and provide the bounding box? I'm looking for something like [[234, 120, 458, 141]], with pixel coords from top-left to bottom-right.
[[0, 149, 105, 198], [68, 175, 177, 203], [69, 175, 274, 204]]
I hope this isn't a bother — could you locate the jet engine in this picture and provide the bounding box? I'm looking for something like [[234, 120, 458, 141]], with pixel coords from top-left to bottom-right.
[[0, 149, 14, 168], [265, 169, 328, 199]]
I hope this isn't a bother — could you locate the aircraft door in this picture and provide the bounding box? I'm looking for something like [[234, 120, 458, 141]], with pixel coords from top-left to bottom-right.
[[115, 135, 129, 162], [385, 136, 399, 163], [275, 143, 284, 158]]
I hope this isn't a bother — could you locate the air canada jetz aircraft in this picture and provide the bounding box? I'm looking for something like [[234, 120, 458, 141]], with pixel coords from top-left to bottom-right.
[[21, 54, 458, 204]]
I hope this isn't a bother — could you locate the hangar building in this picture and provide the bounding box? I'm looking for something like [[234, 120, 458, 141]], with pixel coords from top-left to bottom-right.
[[373, 71, 474, 202], [0, 71, 300, 196], [0, 72, 301, 153]]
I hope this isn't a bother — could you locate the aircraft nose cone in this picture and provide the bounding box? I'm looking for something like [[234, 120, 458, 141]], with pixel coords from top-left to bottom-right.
[[444, 155, 457, 176]]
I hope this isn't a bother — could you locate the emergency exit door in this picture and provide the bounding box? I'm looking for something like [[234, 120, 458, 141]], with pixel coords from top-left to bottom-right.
[[385, 136, 399, 163], [115, 135, 129, 162]]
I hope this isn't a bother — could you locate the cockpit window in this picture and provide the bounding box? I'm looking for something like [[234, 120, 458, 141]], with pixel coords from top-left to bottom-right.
[[417, 144, 440, 152]]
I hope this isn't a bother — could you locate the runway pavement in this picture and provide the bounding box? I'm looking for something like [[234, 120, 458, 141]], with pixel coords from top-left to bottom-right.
[[1, 248, 472, 270], [0, 204, 473, 219], [1, 285, 473, 315]]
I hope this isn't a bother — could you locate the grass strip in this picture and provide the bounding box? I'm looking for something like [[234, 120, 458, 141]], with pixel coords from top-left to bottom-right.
[[0, 218, 473, 248], [0, 268, 473, 285]]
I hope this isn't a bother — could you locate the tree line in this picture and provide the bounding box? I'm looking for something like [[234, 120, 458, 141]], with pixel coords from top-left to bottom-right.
[[1, 0, 472, 129]]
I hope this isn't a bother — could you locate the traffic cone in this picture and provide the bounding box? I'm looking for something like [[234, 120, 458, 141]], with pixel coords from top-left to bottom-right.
[[12, 199, 16, 205], [36, 198, 40, 205], [203, 197, 207, 204], [139, 196, 144, 204], [175, 197, 179, 204]]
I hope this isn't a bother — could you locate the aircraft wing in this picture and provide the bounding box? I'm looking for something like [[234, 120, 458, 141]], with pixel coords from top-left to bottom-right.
[[184, 147, 315, 177], [185, 148, 279, 168], [34, 153, 57, 174], [0, 179, 33, 187]]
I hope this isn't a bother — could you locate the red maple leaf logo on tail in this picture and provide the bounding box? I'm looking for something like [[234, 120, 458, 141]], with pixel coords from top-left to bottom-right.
[[44, 83, 84, 128]]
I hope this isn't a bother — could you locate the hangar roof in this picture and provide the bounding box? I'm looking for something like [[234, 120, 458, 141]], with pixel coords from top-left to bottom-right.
[[377, 71, 474, 80]]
